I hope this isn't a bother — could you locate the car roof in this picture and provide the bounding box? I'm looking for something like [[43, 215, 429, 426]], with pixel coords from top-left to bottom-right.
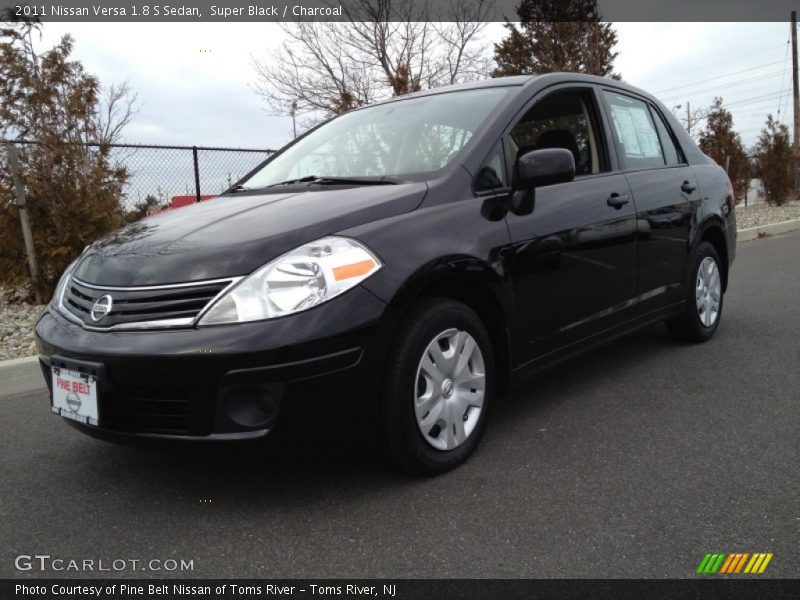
[[362, 72, 660, 108]]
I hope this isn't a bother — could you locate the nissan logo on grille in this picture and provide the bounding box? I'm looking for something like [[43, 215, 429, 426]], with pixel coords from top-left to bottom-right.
[[90, 294, 113, 322]]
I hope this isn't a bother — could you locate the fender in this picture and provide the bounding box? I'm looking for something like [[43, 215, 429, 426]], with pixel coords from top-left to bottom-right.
[[363, 253, 518, 389], [385, 254, 513, 312]]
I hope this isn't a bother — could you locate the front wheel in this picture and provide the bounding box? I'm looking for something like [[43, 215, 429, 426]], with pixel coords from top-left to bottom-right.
[[666, 241, 724, 342], [381, 299, 494, 474]]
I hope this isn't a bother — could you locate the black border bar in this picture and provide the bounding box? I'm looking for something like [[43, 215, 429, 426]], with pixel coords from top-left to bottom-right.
[[4, 579, 800, 600], [1, 0, 798, 22]]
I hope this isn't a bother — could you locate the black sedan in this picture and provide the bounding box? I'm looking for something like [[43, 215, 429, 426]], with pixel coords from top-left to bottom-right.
[[36, 73, 736, 473]]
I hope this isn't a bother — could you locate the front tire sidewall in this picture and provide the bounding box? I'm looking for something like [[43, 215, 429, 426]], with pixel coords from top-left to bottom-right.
[[382, 300, 494, 474]]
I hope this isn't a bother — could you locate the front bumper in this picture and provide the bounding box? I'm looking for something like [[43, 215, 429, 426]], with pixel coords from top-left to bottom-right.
[[35, 286, 391, 443]]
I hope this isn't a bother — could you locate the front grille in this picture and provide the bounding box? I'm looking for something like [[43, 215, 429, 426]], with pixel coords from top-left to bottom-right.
[[100, 384, 189, 435], [63, 277, 234, 329]]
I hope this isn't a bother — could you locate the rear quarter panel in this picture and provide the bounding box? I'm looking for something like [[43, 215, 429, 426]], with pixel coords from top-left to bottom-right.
[[692, 160, 737, 268]]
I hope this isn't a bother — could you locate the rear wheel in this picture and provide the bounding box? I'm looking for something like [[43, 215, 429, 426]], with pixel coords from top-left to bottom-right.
[[381, 299, 494, 474], [666, 241, 724, 342]]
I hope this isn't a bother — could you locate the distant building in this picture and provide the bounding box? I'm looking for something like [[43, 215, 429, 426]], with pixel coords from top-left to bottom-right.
[[745, 180, 765, 206], [146, 194, 216, 216], [168, 195, 216, 209]]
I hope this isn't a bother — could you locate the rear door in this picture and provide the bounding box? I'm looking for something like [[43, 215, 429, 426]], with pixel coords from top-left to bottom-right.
[[502, 86, 638, 364], [600, 90, 699, 311]]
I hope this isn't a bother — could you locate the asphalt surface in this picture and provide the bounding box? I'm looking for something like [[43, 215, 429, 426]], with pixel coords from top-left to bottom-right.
[[2, 231, 798, 579]]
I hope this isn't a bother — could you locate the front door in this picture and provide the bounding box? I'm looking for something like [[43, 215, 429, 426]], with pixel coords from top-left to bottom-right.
[[503, 88, 638, 364]]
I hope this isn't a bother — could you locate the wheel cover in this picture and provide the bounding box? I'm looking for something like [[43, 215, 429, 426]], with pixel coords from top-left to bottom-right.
[[695, 256, 721, 328], [414, 328, 486, 451]]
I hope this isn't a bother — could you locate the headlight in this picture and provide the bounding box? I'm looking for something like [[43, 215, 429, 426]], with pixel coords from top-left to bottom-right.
[[198, 236, 382, 325], [51, 259, 79, 314]]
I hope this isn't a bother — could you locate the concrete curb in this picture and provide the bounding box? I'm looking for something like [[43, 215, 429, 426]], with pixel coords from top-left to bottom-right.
[[0, 355, 45, 399], [737, 218, 800, 242]]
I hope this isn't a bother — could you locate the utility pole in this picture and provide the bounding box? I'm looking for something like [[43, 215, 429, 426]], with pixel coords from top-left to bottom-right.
[[291, 100, 298, 139], [681, 101, 707, 138], [792, 10, 799, 195], [7, 145, 43, 304], [684, 102, 699, 137], [686, 102, 691, 135]]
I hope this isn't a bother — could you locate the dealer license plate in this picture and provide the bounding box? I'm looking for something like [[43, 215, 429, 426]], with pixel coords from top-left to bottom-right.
[[51, 367, 99, 426]]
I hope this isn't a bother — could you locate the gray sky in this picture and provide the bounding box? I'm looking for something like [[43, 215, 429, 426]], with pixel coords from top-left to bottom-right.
[[38, 21, 791, 151]]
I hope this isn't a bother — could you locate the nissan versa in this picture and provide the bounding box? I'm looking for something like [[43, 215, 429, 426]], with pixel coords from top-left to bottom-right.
[[36, 73, 735, 473]]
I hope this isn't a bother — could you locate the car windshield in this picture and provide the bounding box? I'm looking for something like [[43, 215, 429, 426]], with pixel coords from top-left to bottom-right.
[[242, 87, 511, 188]]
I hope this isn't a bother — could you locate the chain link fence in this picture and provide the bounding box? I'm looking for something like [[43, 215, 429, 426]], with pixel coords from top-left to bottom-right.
[[0, 140, 278, 296], [2, 140, 276, 212], [110, 143, 276, 210]]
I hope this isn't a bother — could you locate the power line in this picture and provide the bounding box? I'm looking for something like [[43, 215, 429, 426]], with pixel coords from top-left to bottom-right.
[[738, 125, 773, 137], [663, 84, 792, 117], [652, 59, 787, 95], [780, 73, 793, 122], [662, 92, 785, 116], [659, 70, 785, 103], [666, 41, 788, 75], [637, 41, 789, 89], [726, 91, 791, 108], [679, 92, 790, 121]]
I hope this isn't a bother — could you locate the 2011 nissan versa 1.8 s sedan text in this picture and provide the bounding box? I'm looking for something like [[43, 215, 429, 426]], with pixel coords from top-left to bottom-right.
[[36, 73, 736, 474]]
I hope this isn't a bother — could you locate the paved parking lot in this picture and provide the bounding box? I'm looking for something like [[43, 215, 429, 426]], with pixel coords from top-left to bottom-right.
[[1, 231, 798, 579]]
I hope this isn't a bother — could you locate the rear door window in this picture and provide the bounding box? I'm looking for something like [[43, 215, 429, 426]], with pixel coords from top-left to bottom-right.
[[649, 107, 684, 166], [603, 91, 665, 170]]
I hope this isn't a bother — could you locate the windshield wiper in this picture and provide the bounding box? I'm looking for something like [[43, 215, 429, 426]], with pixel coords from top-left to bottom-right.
[[268, 175, 398, 187], [311, 176, 398, 186], [228, 184, 249, 192]]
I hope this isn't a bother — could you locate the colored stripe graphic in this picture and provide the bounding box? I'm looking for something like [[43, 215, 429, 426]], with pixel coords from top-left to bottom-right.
[[698, 553, 726, 573], [744, 554, 760, 573], [705, 554, 718, 574], [719, 554, 736, 573], [696, 554, 712, 573], [699, 552, 774, 574], [727, 553, 742, 573], [734, 553, 749, 573], [758, 554, 773, 573], [721, 553, 738, 574], [711, 554, 726, 573]]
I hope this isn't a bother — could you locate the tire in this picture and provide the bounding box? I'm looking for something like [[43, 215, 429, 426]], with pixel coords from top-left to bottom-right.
[[666, 241, 724, 343], [381, 298, 495, 475]]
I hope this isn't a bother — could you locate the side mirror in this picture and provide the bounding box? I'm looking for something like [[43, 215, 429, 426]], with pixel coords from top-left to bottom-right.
[[513, 148, 576, 190], [506, 148, 576, 216]]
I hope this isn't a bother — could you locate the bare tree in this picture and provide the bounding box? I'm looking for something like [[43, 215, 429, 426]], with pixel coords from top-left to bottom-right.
[[251, 21, 376, 120], [95, 80, 140, 145], [251, 0, 493, 126], [434, 0, 495, 85], [672, 102, 708, 138]]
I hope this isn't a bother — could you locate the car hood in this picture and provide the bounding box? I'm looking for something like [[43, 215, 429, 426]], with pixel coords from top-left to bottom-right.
[[74, 183, 427, 286]]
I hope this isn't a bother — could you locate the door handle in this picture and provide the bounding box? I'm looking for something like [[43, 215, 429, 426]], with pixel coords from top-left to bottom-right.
[[681, 181, 697, 194], [607, 192, 630, 209]]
